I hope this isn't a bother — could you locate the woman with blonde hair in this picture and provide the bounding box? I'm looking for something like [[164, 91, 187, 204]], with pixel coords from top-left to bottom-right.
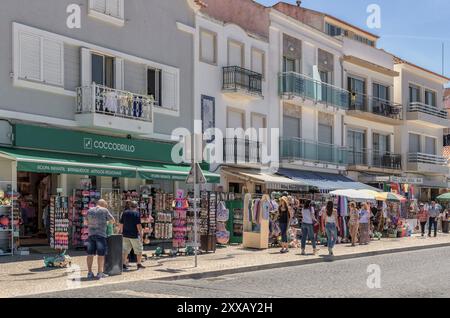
[[359, 202, 371, 245], [348, 202, 360, 247]]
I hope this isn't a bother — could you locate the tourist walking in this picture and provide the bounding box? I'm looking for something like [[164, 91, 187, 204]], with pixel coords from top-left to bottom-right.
[[301, 200, 319, 256], [416, 203, 429, 237], [359, 203, 371, 245], [348, 202, 360, 247], [278, 197, 291, 253], [428, 201, 441, 237], [86, 199, 115, 280], [119, 200, 146, 270], [323, 201, 339, 256]]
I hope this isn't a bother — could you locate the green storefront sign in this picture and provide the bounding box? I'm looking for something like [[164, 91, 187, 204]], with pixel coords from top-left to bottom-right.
[[14, 124, 178, 163], [18, 162, 136, 178]]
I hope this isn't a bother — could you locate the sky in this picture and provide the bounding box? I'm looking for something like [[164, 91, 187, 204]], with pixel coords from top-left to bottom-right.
[[257, 0, 450, 79]]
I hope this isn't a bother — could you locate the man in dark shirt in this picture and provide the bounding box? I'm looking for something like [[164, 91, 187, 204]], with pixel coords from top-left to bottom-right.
[[119, 201, 145, 270]]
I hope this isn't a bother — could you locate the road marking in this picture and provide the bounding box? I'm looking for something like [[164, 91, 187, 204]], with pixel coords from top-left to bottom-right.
[[111, 290, 189, 298]]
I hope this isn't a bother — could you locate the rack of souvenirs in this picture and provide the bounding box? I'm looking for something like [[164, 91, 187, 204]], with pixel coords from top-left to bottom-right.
[[50, 195, 69, 250], [172, 190, 188, 249], [0, 184, 20, 256], [122, 190, 154, 245], [102, 189, 122, 221], [70, 189, 101, 248]]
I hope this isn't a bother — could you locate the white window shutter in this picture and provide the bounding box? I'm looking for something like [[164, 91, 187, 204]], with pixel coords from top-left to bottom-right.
[[91, 0, 107, 14], [106, 0, 123, 19], [162, 70, 177, 111], [115, 57, 124, 90], [81, 48, 92, 87], [43, 39, 63, 86], [19, 32, 42, 81]]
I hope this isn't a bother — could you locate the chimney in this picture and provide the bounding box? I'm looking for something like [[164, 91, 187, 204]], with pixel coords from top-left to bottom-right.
[[296, 0, 302, 6]]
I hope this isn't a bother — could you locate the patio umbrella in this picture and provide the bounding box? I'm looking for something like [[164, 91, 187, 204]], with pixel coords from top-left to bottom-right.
[[437, 193, 450, 202], [375, 192, 406, 202]]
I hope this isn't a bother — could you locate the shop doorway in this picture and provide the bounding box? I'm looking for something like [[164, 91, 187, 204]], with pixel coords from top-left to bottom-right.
[[17, 172, 54, 247]]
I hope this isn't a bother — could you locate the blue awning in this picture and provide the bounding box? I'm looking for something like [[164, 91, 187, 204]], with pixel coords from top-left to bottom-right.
[[277, 169, 380, 192]]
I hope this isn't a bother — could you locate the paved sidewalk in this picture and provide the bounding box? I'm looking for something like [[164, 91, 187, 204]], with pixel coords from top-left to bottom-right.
[[1, 234, 449, 298]]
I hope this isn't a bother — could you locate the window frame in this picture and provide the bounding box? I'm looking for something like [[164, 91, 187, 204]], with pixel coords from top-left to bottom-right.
[[251, 47, 265, 79], [227, 39, 245, 68], [199, 28, 218, 66], [88, 0, 125, 27], [425, 89, 437, 107]]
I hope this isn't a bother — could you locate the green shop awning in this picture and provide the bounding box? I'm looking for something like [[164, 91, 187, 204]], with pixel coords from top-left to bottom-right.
[[0, 148, 220, 183]]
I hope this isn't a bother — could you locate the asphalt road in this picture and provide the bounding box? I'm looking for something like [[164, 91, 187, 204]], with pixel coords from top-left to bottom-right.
[[28, 246, 450, 298]]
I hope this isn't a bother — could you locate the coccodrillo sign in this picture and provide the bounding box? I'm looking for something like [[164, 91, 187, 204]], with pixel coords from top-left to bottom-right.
[[14, 124, 175, 162]]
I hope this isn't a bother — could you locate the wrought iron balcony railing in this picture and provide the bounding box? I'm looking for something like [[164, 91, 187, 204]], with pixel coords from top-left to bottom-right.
[[76, 83, 153, 122], [222, 66, 263, 96]]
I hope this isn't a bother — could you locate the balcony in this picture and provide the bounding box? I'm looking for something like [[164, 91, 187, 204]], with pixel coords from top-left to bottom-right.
[[280, 137, 347, 166], [279, 72, 349, 110], [347, 94, 403, 125], [76, 84, 154, 135], [407, 153, 449, 175], [406, 102, 450, 128], [348, 149, 402, 172], [223, 137, 263, 165], [222, 66, 263, 100]]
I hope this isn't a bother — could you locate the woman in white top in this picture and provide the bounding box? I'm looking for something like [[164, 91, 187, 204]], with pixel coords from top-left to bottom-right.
[[323, 201, 340, 256]]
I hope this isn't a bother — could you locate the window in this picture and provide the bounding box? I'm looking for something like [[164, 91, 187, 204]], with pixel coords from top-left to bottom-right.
[[409, 85, 421, 103], [251, 48, 265, 77], [347, 130, 366, 165], [228, 40, 244, 68], [409, 133, 421, 154], [147, 68, 162, 107], [18, 31, 64, 86], [373, 83, 390, 101], [425, 90, 437, 107], [373, 133, 390, 154], [89, 0, 125, 25], [326, 23, 342, 37], [283, 116, 301, 139], [348, 76, 366, 110], [251, 113, 266, 143], [91, 53, 115, 88], [425, 137, 437, 155], [200, 29, 217, 65], [283, 57, 296, 73]]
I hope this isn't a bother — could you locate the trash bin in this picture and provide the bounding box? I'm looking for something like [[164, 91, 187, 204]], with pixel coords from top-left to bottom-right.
[[442, 220, 449, 233], [105, 234, 123, 276]]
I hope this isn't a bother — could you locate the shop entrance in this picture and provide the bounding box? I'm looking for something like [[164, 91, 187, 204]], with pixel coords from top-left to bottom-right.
[[17, 172, 54, 247]]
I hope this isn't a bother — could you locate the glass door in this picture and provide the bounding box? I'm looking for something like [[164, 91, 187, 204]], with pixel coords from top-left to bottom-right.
[[348, 130, 366, 165]]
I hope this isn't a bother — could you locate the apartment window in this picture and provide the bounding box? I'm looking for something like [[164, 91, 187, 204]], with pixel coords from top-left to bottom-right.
[[89, 0, 125, 23], [18, 31, 64, 86], [228, 40, 244, 68], [283, 57, 297, 73], [373, 83, 390, 101], [425, 137, 437, 155], [348, 76, 366, 109], [409, 85, 421, 103], [409, 133, 421, 153], [200, 29, 217, 65], [251, 113, 267, 143], [147, 68, 162, 107], [251, 48, 265, 77], [348, 130, 366, 165], [425, 90, 437, 107], [283, 116, 301, 139], [326, 23, 342, 37], [373, 133, 390, 154], [91, 53, 115, 88]]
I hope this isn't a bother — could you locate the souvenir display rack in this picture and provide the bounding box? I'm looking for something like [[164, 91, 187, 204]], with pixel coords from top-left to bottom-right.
[[122, 190, 154, 245], [0, 182, 17, 256], [50, 195, 69, 250], [152, 191, 174, 243], [243, 193, 270, 249], [225, 200, 244, 244], [71, 189, 101, 248], [102, 189, 122, 224], [172, 193, 188, 249]]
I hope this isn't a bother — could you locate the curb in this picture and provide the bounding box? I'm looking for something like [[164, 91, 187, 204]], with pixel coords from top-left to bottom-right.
[[153, 242, 450, 282]]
